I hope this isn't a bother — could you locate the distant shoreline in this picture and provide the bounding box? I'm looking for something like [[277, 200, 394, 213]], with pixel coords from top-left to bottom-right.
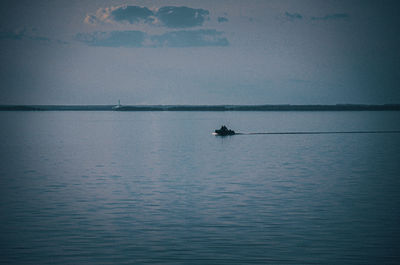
[[1, 104, 400, 111]]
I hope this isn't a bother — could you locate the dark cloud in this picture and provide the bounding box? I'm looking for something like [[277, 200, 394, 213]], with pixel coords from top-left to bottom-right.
[[0, 27, 67, 44], [75, 31, 145, 47], [156, 6, 209, 28], [285, 12, 303, 20], [283, 12, 349, 22], [218, 17, 229, 23], [76, 29, 228, 48], [0, 30, 24, 40], [0, 28, 50, 41], [111, 6, 154, 24], [85, 5, 210, 28], [81, 6, 225, 48], [151, 29, 228, 47], [311, 13, 349, 21]]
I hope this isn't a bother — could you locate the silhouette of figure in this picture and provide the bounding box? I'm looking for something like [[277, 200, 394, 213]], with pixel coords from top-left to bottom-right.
[[215, 125, 235, 136]]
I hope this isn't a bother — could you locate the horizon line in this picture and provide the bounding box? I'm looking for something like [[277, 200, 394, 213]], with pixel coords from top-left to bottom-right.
[[1, 103, 400, 111]]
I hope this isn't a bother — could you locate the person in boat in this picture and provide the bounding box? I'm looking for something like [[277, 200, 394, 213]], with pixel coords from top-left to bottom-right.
[[215, 125, 235, 135]]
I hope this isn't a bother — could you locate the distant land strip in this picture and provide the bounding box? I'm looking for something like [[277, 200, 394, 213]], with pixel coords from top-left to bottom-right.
[[1, 104, 400, 111]]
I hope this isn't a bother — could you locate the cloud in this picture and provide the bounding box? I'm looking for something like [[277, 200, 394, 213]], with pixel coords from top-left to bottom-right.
[[85, 5, 210, 28], [156, 6, 209, 28], [218, 17, 229, 23], [75, 31, 145, 47], [0, 27, 68, 44], [0, 28, 50, 41], [151, 29, 228, 47], [111, 6, 154, 24], [311, 13, 349, 21], [84, 6, 116, 25], [81, 6, 226, 48], [283, 12, 349, 22], [285, 12, 303, 21], [76, 29, 228, 48]]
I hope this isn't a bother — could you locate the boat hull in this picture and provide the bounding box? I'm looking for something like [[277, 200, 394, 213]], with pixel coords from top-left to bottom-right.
[[214, 130, 235, 136]]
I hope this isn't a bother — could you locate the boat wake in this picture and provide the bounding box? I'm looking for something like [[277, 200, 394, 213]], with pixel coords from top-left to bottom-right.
[[235, 130, 400, 135], [213, 125, 400, 136]]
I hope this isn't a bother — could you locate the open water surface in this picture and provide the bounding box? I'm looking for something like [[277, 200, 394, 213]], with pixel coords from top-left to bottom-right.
[[1, 111, 400, 264]]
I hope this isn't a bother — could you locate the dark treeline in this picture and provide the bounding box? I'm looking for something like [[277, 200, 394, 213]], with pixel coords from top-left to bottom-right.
[[1, 104, 400, 111], [0, 105, 114, 111]]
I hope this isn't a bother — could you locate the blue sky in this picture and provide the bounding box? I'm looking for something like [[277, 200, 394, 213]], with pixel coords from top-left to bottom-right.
[[0, 0, 399, 104]]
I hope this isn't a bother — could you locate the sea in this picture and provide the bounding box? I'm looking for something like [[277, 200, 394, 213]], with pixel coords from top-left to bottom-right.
[[0, 110, 399, 264]]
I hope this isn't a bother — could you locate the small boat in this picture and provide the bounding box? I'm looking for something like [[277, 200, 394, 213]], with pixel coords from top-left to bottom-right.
[[112, 100, 122, 110], [214, 125, 235, 136]]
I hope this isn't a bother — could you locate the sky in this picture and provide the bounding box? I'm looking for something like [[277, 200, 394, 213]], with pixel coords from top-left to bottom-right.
[[0, 0, 399, 105]]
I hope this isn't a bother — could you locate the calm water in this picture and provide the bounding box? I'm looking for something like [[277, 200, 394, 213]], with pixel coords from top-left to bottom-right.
[[1, 111, 400, 264]]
